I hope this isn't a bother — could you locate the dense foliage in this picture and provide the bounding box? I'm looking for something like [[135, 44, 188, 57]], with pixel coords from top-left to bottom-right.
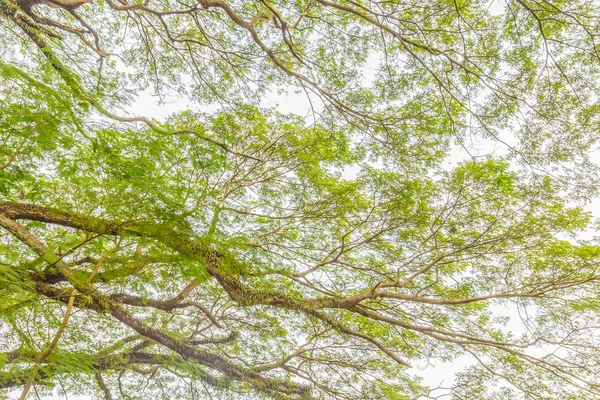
[[1, 0, 600, 398]]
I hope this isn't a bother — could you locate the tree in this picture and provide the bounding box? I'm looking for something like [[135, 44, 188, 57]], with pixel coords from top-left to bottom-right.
[[1, 0, 600, 398]]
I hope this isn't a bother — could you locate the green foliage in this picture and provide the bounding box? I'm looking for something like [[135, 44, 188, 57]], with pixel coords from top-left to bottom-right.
[[1, 0, 600, 399]]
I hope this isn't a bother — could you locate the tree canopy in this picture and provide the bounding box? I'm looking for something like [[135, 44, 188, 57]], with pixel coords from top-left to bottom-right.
[[1, 0, 600, 398]]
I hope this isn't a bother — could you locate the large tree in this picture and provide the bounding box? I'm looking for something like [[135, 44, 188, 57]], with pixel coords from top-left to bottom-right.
[[1, 0, 600, 398]]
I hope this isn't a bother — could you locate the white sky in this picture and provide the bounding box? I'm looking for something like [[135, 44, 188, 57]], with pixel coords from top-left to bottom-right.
[[9, 39, 600, 398]]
